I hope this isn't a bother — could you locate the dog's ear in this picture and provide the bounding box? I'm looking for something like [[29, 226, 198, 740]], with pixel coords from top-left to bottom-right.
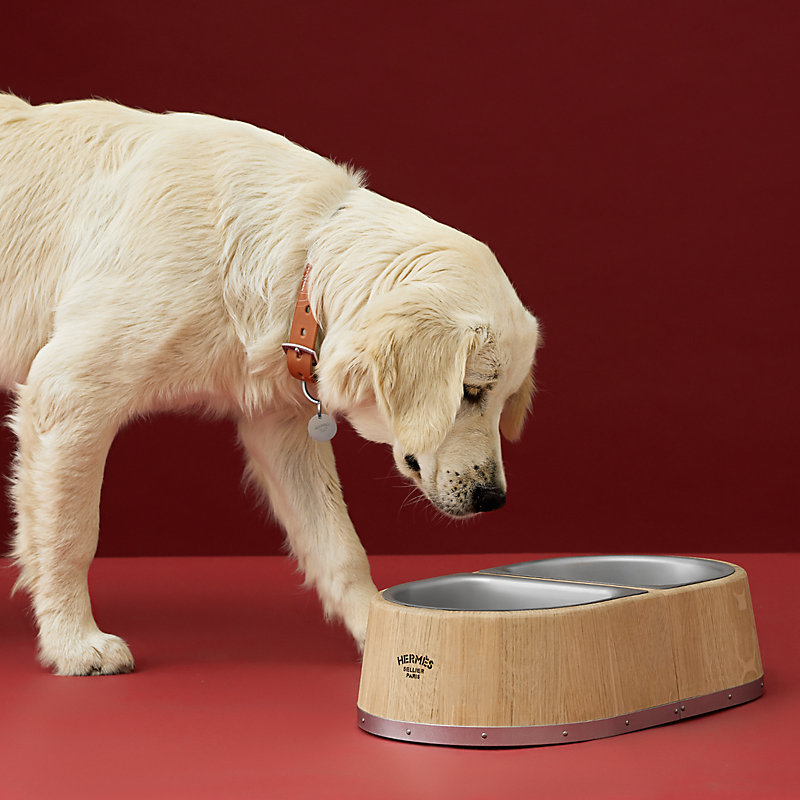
[[500, 312, 540, 441], [320, 285, 481, 454], [500, 369, 535, 441]]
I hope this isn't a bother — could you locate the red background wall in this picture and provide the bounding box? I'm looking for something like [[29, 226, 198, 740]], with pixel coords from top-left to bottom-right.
[[1, 1, 797, 556]]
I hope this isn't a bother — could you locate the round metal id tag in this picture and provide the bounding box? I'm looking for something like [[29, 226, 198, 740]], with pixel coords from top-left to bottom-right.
[[308, 412, 337, 441]]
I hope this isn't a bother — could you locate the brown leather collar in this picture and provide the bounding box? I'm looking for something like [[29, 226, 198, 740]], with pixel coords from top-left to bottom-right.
[[281, 263, 319, 384]]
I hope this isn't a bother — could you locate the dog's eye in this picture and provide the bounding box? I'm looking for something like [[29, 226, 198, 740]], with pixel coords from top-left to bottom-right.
[[463, 385, 485, 404], [404, 454, 420, 473]]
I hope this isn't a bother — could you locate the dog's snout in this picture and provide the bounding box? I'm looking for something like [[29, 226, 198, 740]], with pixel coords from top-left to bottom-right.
[[472, 485, 506, 513]]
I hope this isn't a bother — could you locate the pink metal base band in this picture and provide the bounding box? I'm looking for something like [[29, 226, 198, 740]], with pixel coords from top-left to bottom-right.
[[357, 675, 764, 747]]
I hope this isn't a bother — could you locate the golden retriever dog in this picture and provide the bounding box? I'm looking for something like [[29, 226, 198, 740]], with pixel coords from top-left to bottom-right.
[[0, 95, 540, 675]]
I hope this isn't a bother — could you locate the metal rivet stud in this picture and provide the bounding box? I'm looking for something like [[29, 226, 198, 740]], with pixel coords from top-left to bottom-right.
[[562, 731, 568, 737], [681, 705, 685, 711], [361, 717, 365, 724], [481, 732, 487, 739], [625, 720, 630, 726], [728, 694, 733, 700], [406, 729, 412, 736], [674, 708, 680, 714]]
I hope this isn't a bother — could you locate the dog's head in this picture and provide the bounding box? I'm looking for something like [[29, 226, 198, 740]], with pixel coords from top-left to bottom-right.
[[317, 260, 540, 518]]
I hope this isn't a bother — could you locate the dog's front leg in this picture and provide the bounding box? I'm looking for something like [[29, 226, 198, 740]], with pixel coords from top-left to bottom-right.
[[10, 346, 134, 675], [238, 411, 377, 650]]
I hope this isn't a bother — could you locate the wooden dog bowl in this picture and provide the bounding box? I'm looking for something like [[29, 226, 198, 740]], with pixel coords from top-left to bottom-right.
[[357, 556, 763, 746]]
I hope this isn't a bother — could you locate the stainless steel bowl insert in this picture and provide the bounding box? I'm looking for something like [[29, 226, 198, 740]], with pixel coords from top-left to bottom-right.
[[382, 573, 644, 611], [480, 555, 735, 589]]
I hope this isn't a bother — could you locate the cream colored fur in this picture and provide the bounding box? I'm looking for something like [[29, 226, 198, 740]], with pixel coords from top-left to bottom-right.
[[0, 95, 540, 675]]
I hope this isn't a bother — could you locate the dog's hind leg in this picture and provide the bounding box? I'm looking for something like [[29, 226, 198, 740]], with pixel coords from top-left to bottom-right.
[[10, 338, 134, 675], [238, 411, 378, 651]]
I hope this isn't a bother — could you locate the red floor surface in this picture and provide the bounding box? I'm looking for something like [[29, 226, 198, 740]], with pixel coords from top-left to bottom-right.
[[1, 553, 797, 799]]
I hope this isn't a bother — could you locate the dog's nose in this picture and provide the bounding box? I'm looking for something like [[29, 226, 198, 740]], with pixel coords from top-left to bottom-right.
[[472, 485, 506, 513]]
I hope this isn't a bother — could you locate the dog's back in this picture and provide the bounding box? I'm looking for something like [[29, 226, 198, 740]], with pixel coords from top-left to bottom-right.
[[0, 95, 357, 391], [0, 96, 152, 386]]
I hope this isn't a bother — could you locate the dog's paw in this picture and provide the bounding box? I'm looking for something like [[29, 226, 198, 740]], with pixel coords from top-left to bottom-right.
[[351, 622, 368, 655], [39, 630, 135, 676], [340, 582, 378, 654]]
